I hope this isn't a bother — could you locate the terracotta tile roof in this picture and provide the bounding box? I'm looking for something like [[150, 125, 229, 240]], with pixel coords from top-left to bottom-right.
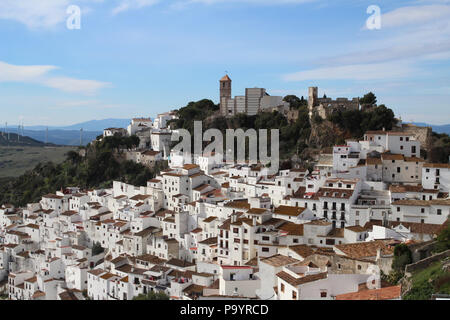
[[247, 208, 269, 215], [288, 245, 315, 258], [404, 157, 424, 162], [191, 228, 202, 234], [274, 205, 306, 217], [203, 216, 217, 223], [130, 194, 150, 201], [183, 164, 199, 170], [389, 184, 439, 193], [334, 240, 395, 259], [423, 163, 450, 168], [392, 199, 450, 206], [366, 158, 382, 165], [245, 257, 258, 266], [224, 199, 250, 210], [276, 271, 327, 287], [166, 258, 195, 268], [278, 222, 304, 236], [88, 269, 105, 276], [346, 225, 367, 233], [381, 153, 404, 161], [335, 285, 401, 300], [260, 254, 299, 267], [198, 237, 218, 245], [389, 221, 443, 235], [136, 254, 166, 265]]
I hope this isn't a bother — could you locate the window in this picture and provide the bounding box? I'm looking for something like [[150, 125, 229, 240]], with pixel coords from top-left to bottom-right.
[[262, 247, 269, 252], [437, 209, 442, 215], [281, 283, 285, 293], [292, 291, 297, 300], [320, 291, 327, 298]]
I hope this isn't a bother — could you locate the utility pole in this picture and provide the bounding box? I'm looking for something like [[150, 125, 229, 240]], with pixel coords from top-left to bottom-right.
[[45, 127, 48, 145], [80, 128, 83, 146], [18, 125, 20, 142]]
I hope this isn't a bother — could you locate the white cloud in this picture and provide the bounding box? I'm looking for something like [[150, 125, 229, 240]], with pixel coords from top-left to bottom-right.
[[171, 0, 315, 9], [0, 61, 58, 81], [112, 0, 160, 15], [379, 4, 450, 29], [0, 61, 111, 95], [44, 77, 111, 95], [0, 0, 103, 28], [0, 0, 70, 28], [282, 62, 416, 82]]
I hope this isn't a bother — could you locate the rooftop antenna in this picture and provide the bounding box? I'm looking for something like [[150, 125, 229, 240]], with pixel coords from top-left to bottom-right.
[[80, 128, 83, 146], [17, 125, 20, 142]]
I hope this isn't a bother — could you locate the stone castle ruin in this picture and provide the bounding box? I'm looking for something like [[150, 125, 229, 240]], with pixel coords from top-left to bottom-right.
[[308, 87, 360, 119]]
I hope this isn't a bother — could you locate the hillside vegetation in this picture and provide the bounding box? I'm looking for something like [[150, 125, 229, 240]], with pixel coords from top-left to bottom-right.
[[0, 132, 46, 147], [0, 146, 75, 178], [168, 96, 398, 163], [0, 135, 165, 207]]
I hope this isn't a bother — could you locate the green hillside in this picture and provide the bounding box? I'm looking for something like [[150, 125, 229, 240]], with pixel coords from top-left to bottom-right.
[[0, 132, 46, 147], [0, 146, 75, 178]]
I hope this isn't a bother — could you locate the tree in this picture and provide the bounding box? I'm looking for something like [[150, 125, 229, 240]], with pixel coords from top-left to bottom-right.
[[66, 150, 82, 164], [360, 92, 377, 106], [133, 291, 170, 300], [92, 241, 104, 256], [392, 243, 412, 271], [434, 221, 450, 253], [283, 95, 306, 109]]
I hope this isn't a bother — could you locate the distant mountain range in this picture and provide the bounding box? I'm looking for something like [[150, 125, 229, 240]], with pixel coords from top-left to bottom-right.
[[24, 118, 131, 131], [4, 118, 131, 146], [410, 123, 450, 135]]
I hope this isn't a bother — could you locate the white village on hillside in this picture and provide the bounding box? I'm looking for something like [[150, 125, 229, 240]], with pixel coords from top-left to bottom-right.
[[1, 76, 449, 301]]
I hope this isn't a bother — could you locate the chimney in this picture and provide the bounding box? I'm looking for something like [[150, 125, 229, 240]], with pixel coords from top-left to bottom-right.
[[382, 127, 386, 132], [376, 248, 381, 261], [252, 216, 257, 226]]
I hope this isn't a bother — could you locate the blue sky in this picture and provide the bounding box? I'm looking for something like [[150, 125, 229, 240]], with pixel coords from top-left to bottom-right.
[[0, 0, 449, 126]]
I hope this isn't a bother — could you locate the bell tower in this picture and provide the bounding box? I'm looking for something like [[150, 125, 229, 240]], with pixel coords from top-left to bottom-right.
[[220, 74, 232, 115]]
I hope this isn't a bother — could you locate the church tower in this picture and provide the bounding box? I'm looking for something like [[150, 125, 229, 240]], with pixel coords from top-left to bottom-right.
[[220, 74, 232, 115]]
